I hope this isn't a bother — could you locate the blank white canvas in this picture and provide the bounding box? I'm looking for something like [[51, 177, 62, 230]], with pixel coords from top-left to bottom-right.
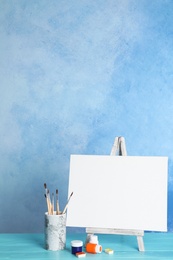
[[67, 155, 168, 232]]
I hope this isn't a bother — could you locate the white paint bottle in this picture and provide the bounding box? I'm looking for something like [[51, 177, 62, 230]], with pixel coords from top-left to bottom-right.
[[89, 235, 99, 245]]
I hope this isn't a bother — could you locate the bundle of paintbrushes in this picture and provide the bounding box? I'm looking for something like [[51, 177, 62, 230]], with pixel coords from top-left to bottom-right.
[[44, 183, 73, 215]]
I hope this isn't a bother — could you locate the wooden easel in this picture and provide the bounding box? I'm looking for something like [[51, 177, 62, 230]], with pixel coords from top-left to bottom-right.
[[86, 136, 145, 252]]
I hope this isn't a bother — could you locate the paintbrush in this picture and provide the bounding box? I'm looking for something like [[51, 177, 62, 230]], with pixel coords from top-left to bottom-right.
[[44, 193, 51, 215], [44, 194, 48, 212], [52, 193, 54, 215], [44, 183, 50, 214], [56, 189, 60, 215], [47, 189, 52, 214], [44, 183, 47, 193], [44, 183, 51, 208], [62, 192, 73, 214]]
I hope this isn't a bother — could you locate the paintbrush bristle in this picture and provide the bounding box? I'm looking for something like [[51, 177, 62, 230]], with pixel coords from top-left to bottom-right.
[[56, 189, 58, 194], [44, 183, 47, 189]]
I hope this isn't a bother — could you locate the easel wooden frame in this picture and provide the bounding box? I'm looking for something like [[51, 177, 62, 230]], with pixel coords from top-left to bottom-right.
[[86, 136, 145, 252]]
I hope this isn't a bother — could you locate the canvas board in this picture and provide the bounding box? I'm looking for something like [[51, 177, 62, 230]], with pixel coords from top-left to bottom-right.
[[66, 155, 168, 232]]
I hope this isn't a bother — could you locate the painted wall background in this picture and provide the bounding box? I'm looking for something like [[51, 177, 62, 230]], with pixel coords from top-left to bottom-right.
[[0, 0, 173, 233]]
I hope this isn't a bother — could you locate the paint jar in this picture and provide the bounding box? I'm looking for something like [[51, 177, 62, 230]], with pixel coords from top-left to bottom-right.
[[89, 235, 99, 244], [71, 240, 83, 254], [45, 212, 66, 251], [85, 234, 92, 246], [85, 234, 99, 246], [86, 243, 102, 254]]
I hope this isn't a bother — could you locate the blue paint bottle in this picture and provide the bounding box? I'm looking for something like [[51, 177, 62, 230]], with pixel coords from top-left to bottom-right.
[[71, 240, 83, 254]]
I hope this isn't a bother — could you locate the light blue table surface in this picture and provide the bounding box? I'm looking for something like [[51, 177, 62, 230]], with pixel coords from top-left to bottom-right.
[[0, 232, 173, 259]]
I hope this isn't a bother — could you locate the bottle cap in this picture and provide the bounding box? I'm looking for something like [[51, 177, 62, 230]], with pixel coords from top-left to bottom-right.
[[96, 245, 102, 253], [89, 235, 98, 244], [71, 240, 83, 247]]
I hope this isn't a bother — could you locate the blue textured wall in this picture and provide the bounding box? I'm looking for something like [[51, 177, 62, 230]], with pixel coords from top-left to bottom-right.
[[0, 0, 173, 232]]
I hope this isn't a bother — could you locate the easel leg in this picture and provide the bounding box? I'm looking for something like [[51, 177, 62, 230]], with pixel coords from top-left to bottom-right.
[[137, 236, 145, 252]]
